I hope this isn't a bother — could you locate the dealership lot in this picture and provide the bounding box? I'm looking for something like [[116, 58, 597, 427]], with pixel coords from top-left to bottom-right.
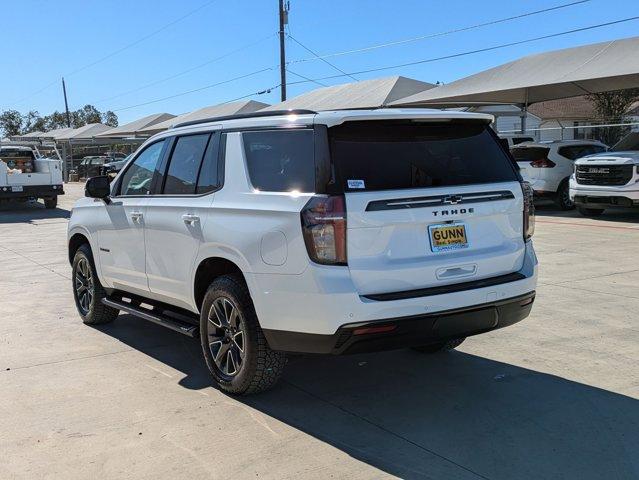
[[1, 184, 638, 479]]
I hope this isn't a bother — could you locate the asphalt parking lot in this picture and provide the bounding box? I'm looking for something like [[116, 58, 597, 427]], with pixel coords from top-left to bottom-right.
[[1, 183, 638, 480]]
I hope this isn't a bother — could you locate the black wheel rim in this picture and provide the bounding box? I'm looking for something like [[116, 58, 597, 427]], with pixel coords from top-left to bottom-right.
[[561, 184, 573, 208], [74, 257, 94, 315], [206, 297, 245, 378]]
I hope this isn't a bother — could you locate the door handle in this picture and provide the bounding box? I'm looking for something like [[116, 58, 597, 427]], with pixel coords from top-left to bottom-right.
[[130, 211, 143, 223], [182, 213, 200, 225]]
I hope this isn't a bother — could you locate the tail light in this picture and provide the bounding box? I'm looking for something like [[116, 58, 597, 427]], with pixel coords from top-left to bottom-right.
[[301, 195, 347, 265], [530, 158, 556, 168], [522, 182, 535, 241]]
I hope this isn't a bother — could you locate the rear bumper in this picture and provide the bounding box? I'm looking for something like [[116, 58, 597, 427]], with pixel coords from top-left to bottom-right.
[[0, 184, 64, 199], [263, 291, 535, 354], [528, 179, 559, 195], [247, 242, 538, 341]]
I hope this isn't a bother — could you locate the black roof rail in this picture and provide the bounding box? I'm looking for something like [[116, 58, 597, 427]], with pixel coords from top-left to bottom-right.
[[172, 109, 318, 129]]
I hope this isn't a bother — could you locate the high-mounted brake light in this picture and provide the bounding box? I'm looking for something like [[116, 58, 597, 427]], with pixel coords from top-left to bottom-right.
[[530, 158, 556, 168], [521, 182, 535, 241], [300, 195, 347, 265]]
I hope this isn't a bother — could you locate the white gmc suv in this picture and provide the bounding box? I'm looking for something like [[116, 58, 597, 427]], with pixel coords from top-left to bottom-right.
[[569, 133, 639, 216], [68, 109, 538, 394]]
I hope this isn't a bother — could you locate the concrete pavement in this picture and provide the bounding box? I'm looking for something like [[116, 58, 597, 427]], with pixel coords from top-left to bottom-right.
[[1, 184, 638, 479]]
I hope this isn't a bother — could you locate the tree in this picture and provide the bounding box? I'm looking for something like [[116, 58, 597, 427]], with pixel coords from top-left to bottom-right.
[[0, 106, 119, 135], [587, 89, 639, 145], [22, 111, 46, 133], [76, 104, 103, 125], [102, 110, 118, 127], [0, 110, 23, 137], [44, 111, 70, 131]]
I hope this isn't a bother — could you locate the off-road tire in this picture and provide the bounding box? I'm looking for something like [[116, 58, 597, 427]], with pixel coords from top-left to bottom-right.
[[412, 337, 466, 354], [554, 181, 574, 210], [44, 196, 58, 209], [578, 207, 605, 217], [200, 275, 286, 395], [72, 244, 119, 325]]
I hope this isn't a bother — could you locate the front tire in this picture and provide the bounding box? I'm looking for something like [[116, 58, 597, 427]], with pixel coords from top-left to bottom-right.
[[554, 181, 574, 210], [72, 244, 119, 325], [412, 337, 466, 354], [578, 207, 605, 217], [200, 275, 286, 395]]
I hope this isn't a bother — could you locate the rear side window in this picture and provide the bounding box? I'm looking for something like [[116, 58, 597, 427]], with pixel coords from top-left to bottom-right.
[[164, 134, 210, 194], [329, 121, 518, 191], [558, 144, 606, 160], [196, 133, 221, 194], [511, 147, 550, 162], [242, 129, 315, 192]]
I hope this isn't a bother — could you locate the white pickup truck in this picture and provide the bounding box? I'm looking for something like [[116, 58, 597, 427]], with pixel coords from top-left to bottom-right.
[[0, 145, 64, 209]]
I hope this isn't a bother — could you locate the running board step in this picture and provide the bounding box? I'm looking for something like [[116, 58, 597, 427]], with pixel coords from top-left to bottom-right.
[[102, 298, 199, 337]]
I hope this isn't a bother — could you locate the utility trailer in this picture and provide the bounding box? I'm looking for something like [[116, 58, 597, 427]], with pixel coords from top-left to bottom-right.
[[0, 145, 64, 209]]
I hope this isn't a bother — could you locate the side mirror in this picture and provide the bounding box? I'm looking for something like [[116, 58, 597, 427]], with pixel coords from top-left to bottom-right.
[[85, 176, 111, 202]]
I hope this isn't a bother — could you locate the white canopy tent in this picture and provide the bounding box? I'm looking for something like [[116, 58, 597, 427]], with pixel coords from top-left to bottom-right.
[[391, 36, 639, 131], [137, 100, 269, 136], [96, 113, 176, 138], [50, 123, 112, 141], [39, 127, 75, 140], [262, 76, 435, 111]]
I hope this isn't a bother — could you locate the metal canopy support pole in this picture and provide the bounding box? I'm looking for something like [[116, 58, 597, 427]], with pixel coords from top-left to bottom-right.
[[61, 143, 68, 182], [520, 88, 529, 134]]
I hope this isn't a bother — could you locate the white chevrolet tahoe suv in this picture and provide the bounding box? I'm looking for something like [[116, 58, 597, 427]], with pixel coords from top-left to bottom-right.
[[68, 109, 538, 395]]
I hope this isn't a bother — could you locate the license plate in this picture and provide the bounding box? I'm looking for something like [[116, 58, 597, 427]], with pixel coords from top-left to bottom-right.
[[428, 223, 469, 252], [11, 186, 23, 192]]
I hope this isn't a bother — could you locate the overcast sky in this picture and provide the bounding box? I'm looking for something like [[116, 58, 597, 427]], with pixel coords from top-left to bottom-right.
[[3, 0, 639, 124]]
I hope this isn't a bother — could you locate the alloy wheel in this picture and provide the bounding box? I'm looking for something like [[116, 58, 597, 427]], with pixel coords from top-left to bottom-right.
[[560, 184, 573, 209], [75, 257, 94, 315], [207, 297, 246, 378]]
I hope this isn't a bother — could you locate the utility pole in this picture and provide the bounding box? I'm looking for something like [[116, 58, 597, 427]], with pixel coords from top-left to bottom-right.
[[278, 0, 288, 101], [62, 77, 71, 128]]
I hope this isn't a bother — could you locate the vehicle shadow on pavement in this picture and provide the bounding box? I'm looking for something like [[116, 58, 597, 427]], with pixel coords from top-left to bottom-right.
[[534, 203, 639, 223], [0, 201, 70, 223], [99, 314, 639, 480]]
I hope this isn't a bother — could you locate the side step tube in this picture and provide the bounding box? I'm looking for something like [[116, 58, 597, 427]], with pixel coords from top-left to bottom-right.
[[102, 298, 199, 338]]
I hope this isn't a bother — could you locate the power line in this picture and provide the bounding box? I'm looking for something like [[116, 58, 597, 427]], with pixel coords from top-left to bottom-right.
[[112, 67, 274, 112], [287, 34, 358, 81], [11, 0, 219, 106], [96, 33, 276, 104], [287, 0, 592, 65], [287, 16, 639, 86], [286, 69, 328, 87]]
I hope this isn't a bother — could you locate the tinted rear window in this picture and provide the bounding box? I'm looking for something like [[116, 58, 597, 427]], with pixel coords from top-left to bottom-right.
[[242, 129, 315, 192], [164, 134, 210, 194], [329, 121, 518, 191], [511, 147, 549, 162], [512, 137, 534, 145], [558, 144, 606, 160]]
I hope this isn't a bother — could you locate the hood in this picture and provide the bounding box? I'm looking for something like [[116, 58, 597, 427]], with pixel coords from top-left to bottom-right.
[[575, 151, 639, 166]]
